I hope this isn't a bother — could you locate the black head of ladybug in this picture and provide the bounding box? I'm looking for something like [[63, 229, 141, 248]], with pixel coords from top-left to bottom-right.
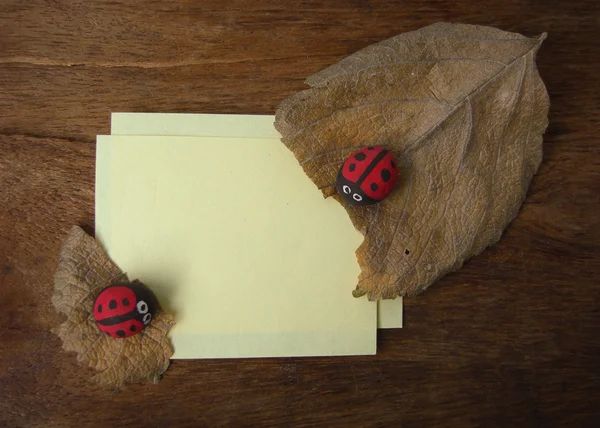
[[336, 171, 377, 206], [93, 281, 159, 339], [336, 146, 399, 206]]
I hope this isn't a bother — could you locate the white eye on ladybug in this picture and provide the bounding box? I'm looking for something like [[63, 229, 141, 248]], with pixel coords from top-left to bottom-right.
[[343, 185, 351, 194], [353, 193, 363, 202], [143, 313, 152, 325], [137, 300, 149, 314]]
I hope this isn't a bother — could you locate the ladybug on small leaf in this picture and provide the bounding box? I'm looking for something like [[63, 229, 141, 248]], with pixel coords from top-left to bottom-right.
[[93, 281, 158, 338], [336, 146, 399, 206]]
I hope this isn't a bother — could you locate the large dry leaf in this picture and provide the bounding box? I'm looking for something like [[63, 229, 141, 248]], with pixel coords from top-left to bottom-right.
[[52, 226, 175, 387], [275, 23, 549, 299]]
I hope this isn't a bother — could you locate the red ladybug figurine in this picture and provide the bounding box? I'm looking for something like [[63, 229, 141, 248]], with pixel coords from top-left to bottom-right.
[[93, 281, 158, 338], [336, 146, 398, 206]]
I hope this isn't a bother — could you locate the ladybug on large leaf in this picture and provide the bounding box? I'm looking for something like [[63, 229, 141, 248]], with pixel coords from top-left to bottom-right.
[[93, 281, 158, 338], [336, 146, 399, 206]]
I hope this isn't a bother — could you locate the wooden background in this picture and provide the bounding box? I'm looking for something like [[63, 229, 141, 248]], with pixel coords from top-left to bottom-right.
[[1, 1, 599, 427]]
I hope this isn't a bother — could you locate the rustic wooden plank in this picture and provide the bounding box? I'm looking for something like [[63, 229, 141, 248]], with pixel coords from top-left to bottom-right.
[[1, 0, 599, 426]]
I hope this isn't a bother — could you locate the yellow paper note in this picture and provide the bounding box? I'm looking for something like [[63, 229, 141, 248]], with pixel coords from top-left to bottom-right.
[[96, 135, 376, 358], [111, 113, 403, 328]]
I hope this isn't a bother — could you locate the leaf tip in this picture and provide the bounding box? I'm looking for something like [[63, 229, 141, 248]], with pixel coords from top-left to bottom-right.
[[352, 287, 367, 298]]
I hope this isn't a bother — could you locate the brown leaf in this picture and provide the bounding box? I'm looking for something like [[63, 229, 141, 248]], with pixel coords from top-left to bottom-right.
[[275, 23, 549, 299], [52, 226, 175, 387]]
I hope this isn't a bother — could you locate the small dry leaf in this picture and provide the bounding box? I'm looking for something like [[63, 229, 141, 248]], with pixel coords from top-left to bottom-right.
[[52, 226, 175, 387], [275, 23, 549, 299]]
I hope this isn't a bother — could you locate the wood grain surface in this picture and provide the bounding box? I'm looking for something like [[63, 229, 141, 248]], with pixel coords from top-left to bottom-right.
[[1, 1, 599, 427]]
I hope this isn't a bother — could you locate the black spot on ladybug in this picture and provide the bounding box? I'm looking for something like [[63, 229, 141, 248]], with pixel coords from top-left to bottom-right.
[[381, 168, 391, 182], [371, 183, 379, 191], [130, 325, 136, 332], [391, 160, 397, 169], [109, 300, 117, 310], [368, 146, 374, 150], [354, 152, 367, 161], [97, 304, 102, 313], [122, 298, 130, 306], [349, 163, 356, 172], [116, 330, 126, 337]]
